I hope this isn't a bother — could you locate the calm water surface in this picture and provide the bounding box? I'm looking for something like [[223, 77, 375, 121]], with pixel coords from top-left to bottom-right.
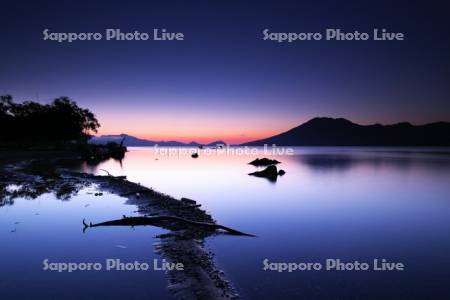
[[2, 147, 450, 299]]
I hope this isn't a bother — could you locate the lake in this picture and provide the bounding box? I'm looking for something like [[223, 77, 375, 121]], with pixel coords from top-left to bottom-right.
[[1, 147, 450, 299]]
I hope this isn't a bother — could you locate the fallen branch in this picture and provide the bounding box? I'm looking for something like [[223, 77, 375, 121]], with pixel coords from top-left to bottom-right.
[[83, 216, 256, 237], [99, 169, 112, 176], [99, 169, 126, 180]]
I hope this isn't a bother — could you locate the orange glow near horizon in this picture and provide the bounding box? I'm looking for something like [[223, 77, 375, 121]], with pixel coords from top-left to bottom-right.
[[97, 126, 286, 144], [95, 110, 303, 144]]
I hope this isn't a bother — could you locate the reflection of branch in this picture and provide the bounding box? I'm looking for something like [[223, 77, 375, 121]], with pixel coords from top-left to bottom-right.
[[4, 160, 249, 299], [83, 215, 251, 298], [61, 169, 250, 298], [83, 216, 256, 237], [82, 218, 92, 233]]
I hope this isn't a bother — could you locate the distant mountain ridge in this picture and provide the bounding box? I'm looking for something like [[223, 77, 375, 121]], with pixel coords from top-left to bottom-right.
[[242, 117, 450, 146], [90, 134, 226, 147]]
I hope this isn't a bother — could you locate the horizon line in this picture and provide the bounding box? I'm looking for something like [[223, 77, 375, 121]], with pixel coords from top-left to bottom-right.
[[95, 116, 450, 144]]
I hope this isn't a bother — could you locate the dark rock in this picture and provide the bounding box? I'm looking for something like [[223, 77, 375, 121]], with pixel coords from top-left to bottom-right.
[[278, 169, 286, 176], [191, 153, 199, 158], [248, 158, 280, 166], [248, 165, 279, 181]]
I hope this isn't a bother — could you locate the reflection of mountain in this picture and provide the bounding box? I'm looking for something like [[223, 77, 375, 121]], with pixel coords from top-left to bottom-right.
[[242, 117, 450, 146], [290, 152, 450, 173], [90, 134, 226, 147]]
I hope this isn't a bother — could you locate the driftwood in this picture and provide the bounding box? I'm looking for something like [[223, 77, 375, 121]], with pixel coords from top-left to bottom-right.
[[181, 197, 197, 205], [99, 169, 112, 176], [175, 204, 202, 210], [83, 216, 256, 237], [4, 158, 246, 299], [99, 169, 127, 180]]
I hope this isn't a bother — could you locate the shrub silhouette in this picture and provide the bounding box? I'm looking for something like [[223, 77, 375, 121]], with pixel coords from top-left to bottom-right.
[[0, 95, 100, 142]]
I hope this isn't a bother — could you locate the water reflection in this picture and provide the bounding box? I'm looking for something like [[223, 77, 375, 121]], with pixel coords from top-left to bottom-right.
[[2, 147, 450, 299], [0, 152, 248, 299], [0, 190, 172, 299], [293, 152, 450, 173], [81, 147, 450, 299], [0, 168, 87, 207]]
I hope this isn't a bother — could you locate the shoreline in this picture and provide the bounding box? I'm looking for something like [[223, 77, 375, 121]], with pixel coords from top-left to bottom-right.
[[1, 155, 248, 300]]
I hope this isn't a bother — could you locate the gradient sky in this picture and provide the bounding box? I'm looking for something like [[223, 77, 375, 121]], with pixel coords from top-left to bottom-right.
[[1, 0, 449, 143]]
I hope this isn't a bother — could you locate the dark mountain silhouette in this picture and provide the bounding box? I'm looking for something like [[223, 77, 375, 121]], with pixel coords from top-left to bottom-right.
[[242, 117, 450, 146], [90, 134, 226, 147]]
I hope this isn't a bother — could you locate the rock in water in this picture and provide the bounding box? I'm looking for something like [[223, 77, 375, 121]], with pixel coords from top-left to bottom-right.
[[248, 165, 279, 181], [248, 158, 280, 166], [191, 153, 199, 158], [278, 169, 286, 176]]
